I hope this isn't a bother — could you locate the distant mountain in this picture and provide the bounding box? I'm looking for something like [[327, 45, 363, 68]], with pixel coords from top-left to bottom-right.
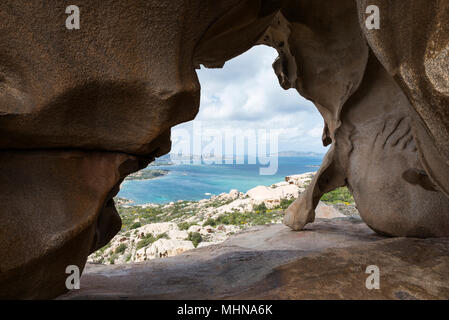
[[275, 151, 325, 157], [159, 151, 325, 161]]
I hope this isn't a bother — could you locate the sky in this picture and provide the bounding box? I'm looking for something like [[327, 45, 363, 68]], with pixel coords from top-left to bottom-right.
[[171, 45, 328, 155]]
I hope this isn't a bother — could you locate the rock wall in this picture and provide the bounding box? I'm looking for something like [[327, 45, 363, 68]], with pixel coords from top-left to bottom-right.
[[0, 0, 448, 298], [275, 0, 449, 237]]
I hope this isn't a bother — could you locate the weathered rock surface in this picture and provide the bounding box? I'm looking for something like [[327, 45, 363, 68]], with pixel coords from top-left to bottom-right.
[[136, 239, 195, 261], [285, 172, 314, 187], [276, 0, 449, 237], [356, 0, 449, 198], [0, 150, 142, 299], [60, 218, 449, 300]]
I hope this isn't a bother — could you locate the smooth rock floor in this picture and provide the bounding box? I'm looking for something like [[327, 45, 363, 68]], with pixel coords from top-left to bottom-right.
[[60, 217, 449, 299]]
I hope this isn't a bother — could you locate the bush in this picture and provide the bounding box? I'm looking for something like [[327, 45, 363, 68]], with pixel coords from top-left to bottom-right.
[[202, 218, 216, 227], [130, 222, 141, 229], [109, 253, 117, 264], [156, 232, 169, 240], [254, 202, 267, 213], [280, 198, 294, 209], [321, 187, 354, 204], [187, 232, 202, 248], [135, 232, 169, 250], [178, 222, 197, 230], [98, 242, 111, 254], [136, 234, 156, 250]]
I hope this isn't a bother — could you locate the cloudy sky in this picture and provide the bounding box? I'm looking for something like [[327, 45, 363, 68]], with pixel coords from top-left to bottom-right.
[[172, 45, 328, 154]]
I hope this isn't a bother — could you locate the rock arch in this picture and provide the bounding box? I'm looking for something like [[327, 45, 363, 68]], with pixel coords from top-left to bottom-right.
[[0, 0, 448, 299]]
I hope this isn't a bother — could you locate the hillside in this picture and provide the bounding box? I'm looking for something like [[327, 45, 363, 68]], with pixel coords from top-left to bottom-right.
[[88, 172, 358, 264]]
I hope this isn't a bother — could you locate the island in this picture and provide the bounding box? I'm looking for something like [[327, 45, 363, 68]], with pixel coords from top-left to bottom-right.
[[124, 169, 169, 181]]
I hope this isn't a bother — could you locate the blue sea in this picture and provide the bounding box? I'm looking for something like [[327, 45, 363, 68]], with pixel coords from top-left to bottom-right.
[[118, 156, 323, 204]]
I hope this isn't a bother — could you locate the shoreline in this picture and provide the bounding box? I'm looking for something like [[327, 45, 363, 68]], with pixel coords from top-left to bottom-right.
[[117, 168, 321, 207], [96, 172, 358, 265]]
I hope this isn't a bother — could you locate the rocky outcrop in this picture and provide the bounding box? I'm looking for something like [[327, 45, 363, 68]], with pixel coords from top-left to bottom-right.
[[275, 1, 449, 237], [136, 239, 195, 261], [60, 218, 449, 300], [0, 150, 143, 299], [285, 172, 314, 186], [356, 0, 449, 198], [246, 184, 301, 208], [1, 0, 448, 298]]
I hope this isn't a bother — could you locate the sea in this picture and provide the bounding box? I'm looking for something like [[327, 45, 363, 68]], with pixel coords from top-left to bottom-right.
[[118, 156, 323, 205]]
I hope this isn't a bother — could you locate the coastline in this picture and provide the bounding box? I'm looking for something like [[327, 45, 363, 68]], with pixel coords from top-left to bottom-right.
[[91, 172, 358, 265]]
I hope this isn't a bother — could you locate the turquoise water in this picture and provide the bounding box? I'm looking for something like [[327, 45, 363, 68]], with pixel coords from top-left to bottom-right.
[[118, 156, 323, 204]]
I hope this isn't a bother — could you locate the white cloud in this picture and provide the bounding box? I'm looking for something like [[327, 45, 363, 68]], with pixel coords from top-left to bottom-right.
[[307, 127, 324, 138], [173, 45, 328, 154]]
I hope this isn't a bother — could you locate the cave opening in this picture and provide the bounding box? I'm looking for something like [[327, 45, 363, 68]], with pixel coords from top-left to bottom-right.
[[94, 45, 331, 266]]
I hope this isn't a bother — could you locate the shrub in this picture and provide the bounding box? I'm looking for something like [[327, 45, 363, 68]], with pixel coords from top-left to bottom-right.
[[108, 253, 117, 264], [156, 232, 169, 240], [96, 242, 112, 255], [136, 234, 156, 250], [280, 198, 294, 209], [202, 218, 216, 227], [130, 222, 141, 229], [115, 243, 127, 254], [321, 187, 354, 204], [178, 222, 197, 230], [187, 232, 202, 248], [135, 232, 169, 250], [254, 202, 267, 213]]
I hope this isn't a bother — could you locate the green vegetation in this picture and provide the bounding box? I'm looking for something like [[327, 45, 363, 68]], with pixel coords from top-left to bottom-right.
[[125, 169, 169, 181], [136, 232, 169, 250], [116, 186, 353, 240], [136, 235, 155, 250], [158, 232, 169, 240], [253, 202, 268, 213], [130, 222, 142, 229], [202, 218, 216, 227], [178, 221, 197, 230], [115, 243, 127, 254], [209, 198, 234, 208], [118, 201, 198, 231], [321, 187, 354, 205], [187, 232, 202, 248], [203, 209, 283, 227], [279, 198, 294, 209], [95, 242, 111, 256], [90, 179, 359, 265]]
